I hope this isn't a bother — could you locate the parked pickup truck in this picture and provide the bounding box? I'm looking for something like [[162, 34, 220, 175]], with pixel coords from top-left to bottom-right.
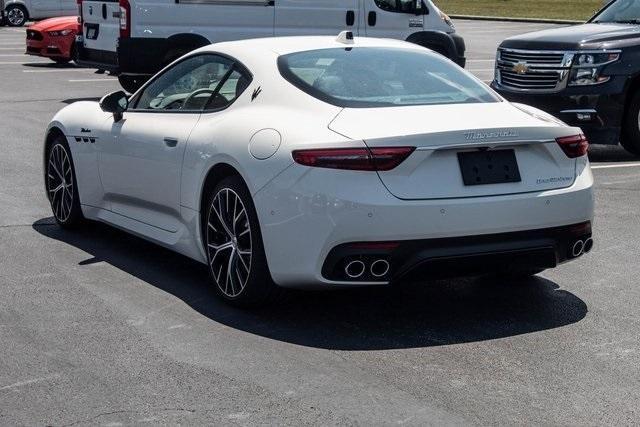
[[75, 0, 466, 93], [492, 0, 640, 155]]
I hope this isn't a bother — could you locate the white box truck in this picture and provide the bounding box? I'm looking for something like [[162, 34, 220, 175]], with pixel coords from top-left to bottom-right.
[[75, 0, 466, 92]]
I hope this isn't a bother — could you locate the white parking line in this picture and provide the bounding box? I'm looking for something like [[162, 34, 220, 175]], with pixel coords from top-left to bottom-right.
[[0, 61, 49, 65], [591, 162, 640, 169], [0, 47, 23, 50], [68, 78, 117, 82], [24, 68, 90, 73], [467, 68, 495, 73], [0, 54, 29, 57]]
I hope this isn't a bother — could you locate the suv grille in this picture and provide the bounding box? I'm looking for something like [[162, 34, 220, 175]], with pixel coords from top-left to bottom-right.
[[496, 48, 573, 93], [26, 30, 43, 41]]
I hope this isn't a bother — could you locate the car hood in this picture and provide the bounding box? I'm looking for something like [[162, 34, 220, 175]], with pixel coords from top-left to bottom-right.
[[28, 16, 79, 32], [500, 23, 640, 50]]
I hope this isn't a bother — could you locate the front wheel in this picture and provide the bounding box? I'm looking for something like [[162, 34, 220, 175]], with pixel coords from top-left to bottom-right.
[[204, 176, 281, 306], [5, 5, 27, 27], [46, 137, 84, 228], [621, 91, 640, 156]]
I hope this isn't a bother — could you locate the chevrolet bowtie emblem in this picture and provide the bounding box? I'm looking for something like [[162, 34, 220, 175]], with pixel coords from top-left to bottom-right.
[[513, 62, 529, 75]]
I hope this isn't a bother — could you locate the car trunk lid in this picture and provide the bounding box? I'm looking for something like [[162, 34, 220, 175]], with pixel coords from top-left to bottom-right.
[[328, 102, 579, 200]]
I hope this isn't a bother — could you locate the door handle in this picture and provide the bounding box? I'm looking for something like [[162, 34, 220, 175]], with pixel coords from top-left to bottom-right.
[[163, 137, 178, 147], [346, 10, 355, 26], [368, 11, 377, 26]]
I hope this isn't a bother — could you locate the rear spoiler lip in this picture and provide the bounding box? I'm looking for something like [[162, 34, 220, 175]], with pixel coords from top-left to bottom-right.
[[413, 138, 555, 152], [360, 126, 584, 152]]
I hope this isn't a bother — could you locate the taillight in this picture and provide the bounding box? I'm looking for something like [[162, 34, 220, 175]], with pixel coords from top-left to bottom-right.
[[292, 147, 415, 171], [119, 0, 131, 38], [556, 134, 589, 158]]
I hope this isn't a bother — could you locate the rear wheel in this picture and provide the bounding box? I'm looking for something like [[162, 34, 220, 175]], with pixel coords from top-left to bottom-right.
[[204, 176, 281, 307], [621, 91, 640, 156], [118, 75, 147, 93], [5, 4, 27, 27], [52, 57, 71, 64], [46, 137, 84, 228]]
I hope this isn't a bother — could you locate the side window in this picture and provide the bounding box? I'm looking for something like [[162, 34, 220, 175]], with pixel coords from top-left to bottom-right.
[[374, 0, 418, 13], [204, 69, 252, 111], [133, 55, 234, 112]]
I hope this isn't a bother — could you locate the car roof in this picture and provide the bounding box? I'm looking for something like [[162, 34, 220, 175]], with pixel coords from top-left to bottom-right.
[[193, 35, 421, 58]]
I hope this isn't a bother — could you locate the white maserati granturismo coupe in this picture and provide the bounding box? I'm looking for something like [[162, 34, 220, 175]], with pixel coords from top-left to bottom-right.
[[43, 32, 594, 305]]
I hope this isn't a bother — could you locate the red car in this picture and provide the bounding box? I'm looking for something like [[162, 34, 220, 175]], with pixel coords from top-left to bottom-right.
[[26, 16, 79, 63]]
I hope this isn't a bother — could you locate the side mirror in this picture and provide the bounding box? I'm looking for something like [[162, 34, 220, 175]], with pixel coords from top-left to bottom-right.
[[99, 90, 128, 122]]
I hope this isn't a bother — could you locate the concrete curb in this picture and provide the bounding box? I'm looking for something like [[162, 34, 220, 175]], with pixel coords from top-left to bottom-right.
[[450, 14, 582, 25]]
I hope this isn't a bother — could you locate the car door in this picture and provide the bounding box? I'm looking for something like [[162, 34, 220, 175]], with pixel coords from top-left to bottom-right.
[[81, 0, 120, 54], [363, 0, 426, 39], [275, 0, 360, 36], [29, 0, 59, 18], [59, 0, 76, 15], [98, 54, 236, 232]]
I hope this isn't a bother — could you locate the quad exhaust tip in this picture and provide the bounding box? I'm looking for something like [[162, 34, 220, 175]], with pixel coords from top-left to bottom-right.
[[345, 260, 366, 279], [370, 259, 391, 278], [583, 237, 594, 254], [572, 240, 585, 258]]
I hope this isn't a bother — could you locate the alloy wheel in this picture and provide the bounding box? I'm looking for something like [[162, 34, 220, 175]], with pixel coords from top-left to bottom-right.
[[47, 144, 74, 223], [206, 188, 252, 298], [7, 8, 25, 26]]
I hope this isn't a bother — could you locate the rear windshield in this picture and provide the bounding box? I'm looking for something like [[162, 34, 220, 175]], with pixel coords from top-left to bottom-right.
[[278, 47, 500, 108]]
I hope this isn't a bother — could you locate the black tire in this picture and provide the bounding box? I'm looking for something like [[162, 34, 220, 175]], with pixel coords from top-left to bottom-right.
[[52, 57, 71, 64], [45, 136, 84, 228], [621, 91, 640, 156], [5, 4, 28, 27], [118, 74, 147, 93], [204, 176, 282, 307]]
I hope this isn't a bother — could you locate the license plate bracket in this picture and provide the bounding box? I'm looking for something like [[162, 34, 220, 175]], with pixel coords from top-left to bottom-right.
[[85, 23, 99, 40], [457, 149, 521, 186]]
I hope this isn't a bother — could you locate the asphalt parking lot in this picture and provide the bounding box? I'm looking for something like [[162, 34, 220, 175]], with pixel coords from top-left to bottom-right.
[[1, 20, 639, 425]]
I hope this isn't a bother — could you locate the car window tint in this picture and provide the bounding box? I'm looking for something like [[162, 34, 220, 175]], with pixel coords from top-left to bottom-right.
[[279, 47, 500, 108], [134, 55, 233, 112], [204, 69, 252, 111], [374, 0, 417, 13]]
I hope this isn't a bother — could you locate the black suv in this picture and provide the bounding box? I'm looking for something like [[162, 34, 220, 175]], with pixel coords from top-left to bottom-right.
[[491, 0, 640, 155]]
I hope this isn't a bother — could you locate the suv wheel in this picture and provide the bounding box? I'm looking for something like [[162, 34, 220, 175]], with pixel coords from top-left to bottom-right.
[[621, 91, 640, 156], [6, 4, 27, 27]]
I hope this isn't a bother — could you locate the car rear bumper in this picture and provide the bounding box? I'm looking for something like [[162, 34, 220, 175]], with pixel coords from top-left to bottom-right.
[[75, 43, 119, 71], [491, 78, 626, 145], [253, 159, 594, 289]]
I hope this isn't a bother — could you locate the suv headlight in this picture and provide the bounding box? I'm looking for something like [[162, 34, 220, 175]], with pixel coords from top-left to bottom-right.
[[568, 51, 620, 86]]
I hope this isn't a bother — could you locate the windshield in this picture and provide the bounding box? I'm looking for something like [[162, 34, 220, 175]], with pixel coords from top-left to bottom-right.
[[593, 0, 640, 24], [278, 47, 500, 108]]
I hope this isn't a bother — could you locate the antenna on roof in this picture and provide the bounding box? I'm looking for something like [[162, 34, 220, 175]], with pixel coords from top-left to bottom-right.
[[336, 31, 354, 45]]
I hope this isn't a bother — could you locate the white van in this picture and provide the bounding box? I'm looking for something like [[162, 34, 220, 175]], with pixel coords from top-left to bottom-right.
[[75, 0, 466, 92], [3, 0, 76, 26]]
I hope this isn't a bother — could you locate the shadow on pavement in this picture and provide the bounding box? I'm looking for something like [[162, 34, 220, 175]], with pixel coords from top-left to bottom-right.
[[33, 217, 588, 351], [589, 144, 640, 162], [61, 97, 101, 104], [22, 62, 79, 69]]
